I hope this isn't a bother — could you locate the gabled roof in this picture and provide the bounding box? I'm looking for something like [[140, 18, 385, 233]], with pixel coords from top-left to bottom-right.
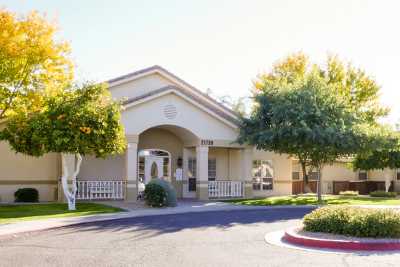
[[123, 85, 240, 127], [107, 65, 240, 123]]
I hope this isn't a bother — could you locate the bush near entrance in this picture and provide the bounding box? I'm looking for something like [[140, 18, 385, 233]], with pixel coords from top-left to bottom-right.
[[144, 183, 167, 207], [370, 191, 397, 198], [14, 188, 39, 202], [339, 191, 359, 197], [303, 206, 400, 238]]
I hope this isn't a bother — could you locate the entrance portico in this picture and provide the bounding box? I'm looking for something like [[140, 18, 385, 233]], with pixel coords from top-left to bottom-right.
[[124, 125, 252, 202]]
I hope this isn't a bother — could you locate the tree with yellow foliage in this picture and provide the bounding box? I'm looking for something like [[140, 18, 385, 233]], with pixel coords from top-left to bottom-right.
[[0, 9, 73, 121], [0, 10, 126, 210]]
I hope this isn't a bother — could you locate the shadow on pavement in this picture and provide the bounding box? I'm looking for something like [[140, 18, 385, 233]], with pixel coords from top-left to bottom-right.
[[61, 208, 315, 240]]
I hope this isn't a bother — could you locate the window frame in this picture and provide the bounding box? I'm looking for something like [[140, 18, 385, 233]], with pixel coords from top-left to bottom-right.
[[208, 158, 217, 181], [358, 170, 368, 180], [252, 160, 273, 191]]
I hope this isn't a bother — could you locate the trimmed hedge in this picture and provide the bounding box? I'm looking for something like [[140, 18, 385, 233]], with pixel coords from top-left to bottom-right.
[[339, 191, 359, 197], [303, 206, 400, 238], [370, 190, 397, 198], [14, 188, 39, 202], [144, 183, 167, 207]]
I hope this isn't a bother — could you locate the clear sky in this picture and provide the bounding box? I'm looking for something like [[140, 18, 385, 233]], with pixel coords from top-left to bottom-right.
[[3, 0, 400, 124]]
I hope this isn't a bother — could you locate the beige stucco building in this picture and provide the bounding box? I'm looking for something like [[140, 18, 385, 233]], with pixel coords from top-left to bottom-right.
[[0, 66, 398, 202]]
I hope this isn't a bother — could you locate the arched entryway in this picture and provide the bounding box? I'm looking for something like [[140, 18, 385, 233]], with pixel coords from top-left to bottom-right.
[[137, 125, 199, 199], [138, 149, 171, 185]]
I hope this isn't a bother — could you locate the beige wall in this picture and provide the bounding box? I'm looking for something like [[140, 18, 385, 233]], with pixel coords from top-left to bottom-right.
[[0, 141, 59, 202], [368, 169, 395, 181], [79, 154, 126, 180], [321, 162, 357, 182]]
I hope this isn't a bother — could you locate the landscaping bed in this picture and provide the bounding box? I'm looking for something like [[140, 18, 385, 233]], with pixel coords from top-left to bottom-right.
[[283, 206, 400, 251], [225, 194, 400, 206], [0, 203, 124, 224], [303, 206, 400, 238]]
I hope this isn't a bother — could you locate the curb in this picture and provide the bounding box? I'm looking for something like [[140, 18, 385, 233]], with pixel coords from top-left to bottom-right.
[[284, 228, 400, 251]]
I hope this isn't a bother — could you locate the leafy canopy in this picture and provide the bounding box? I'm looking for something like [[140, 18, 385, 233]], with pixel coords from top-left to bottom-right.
[[254, 53, 388, 124], [352, 129, 400, 171], [2, 83, 126, 157], [0, 9, 73, 120], [239, 70, 363, 169]]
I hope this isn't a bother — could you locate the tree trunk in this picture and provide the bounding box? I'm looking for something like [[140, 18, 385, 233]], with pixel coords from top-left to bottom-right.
[[61, 153, 82, 211], [316, 166, 323, 204], [301, 161, 312, 193], [384, 168, 391, 192]]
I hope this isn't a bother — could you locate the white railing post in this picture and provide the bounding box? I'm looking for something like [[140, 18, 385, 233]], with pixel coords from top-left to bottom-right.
[[208, 180, 244, 199], [75, 180, 126, 200]]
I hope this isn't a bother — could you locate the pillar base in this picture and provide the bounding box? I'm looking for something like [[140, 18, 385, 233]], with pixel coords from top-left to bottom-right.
[[125, 186, 138, 202], [173, 180, 183, 198], [196, 184, 209, 200], [244, 184, 253, 199]]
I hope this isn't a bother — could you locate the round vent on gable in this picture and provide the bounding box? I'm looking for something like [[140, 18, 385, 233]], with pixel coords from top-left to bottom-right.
[[163, 104, 177, 119]]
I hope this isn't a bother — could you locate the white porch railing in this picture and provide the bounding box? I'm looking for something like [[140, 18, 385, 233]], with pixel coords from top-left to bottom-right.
[[76, 180, 125, 200], [208, 180, 244, 198]]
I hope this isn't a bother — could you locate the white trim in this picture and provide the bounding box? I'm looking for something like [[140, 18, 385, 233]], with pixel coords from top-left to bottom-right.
[[124, 88, 239, 129]]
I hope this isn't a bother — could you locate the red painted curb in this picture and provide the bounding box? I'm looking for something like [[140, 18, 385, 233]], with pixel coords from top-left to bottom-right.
[[283, 228, 400, 251]]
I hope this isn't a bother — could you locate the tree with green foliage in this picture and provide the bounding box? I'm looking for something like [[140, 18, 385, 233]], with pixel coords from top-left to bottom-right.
[[239, 69, 368, 202], [353, 130, 400, 191], [0, 9, 73, 122], [249, 53, 388, 192], [2, 83, 126, 210]]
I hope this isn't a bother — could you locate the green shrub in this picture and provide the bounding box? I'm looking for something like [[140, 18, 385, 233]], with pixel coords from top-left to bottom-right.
[[339, 190, 359, 197], [303, 206, 400, 238], [370, 190, 397, 198], [144, 183, 167, 207], [148, 178, 177, 207], [14, 188, 39, 202]]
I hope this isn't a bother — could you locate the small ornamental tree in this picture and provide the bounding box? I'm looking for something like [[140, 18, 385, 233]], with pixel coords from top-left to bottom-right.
[[238, 71, 364, 202], [2, 83, 126, 210]]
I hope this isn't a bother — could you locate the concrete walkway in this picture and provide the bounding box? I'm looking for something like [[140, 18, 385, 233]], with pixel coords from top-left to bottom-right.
[[1, 200, 399, 239]]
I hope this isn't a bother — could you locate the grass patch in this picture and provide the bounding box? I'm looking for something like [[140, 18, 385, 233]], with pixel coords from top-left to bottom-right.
[[0, 203, 124, 224], [224, 194, 400, 206]]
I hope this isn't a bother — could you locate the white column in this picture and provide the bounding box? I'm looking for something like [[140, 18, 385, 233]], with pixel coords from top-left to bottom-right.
[[125, 141, 138, 202], [196, 145, 209, 200], [241, 147, 253, 198]]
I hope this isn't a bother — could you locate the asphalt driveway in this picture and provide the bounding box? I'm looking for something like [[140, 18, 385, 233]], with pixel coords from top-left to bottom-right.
[[0, 207, 399, 267]]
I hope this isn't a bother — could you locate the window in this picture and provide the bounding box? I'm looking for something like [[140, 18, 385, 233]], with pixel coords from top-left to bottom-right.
[[292, 172, 300, 180], [309, 171, 319, 180], [187, 158, 217, 181], [208, 158, 216, 181], [252, 160, 273, 191], [397, 169, 400, 180], [358, 170, 367, 180], [188, 158, 196, 178], [188, 158, 197, 192], [292, 162, 301, 180]]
